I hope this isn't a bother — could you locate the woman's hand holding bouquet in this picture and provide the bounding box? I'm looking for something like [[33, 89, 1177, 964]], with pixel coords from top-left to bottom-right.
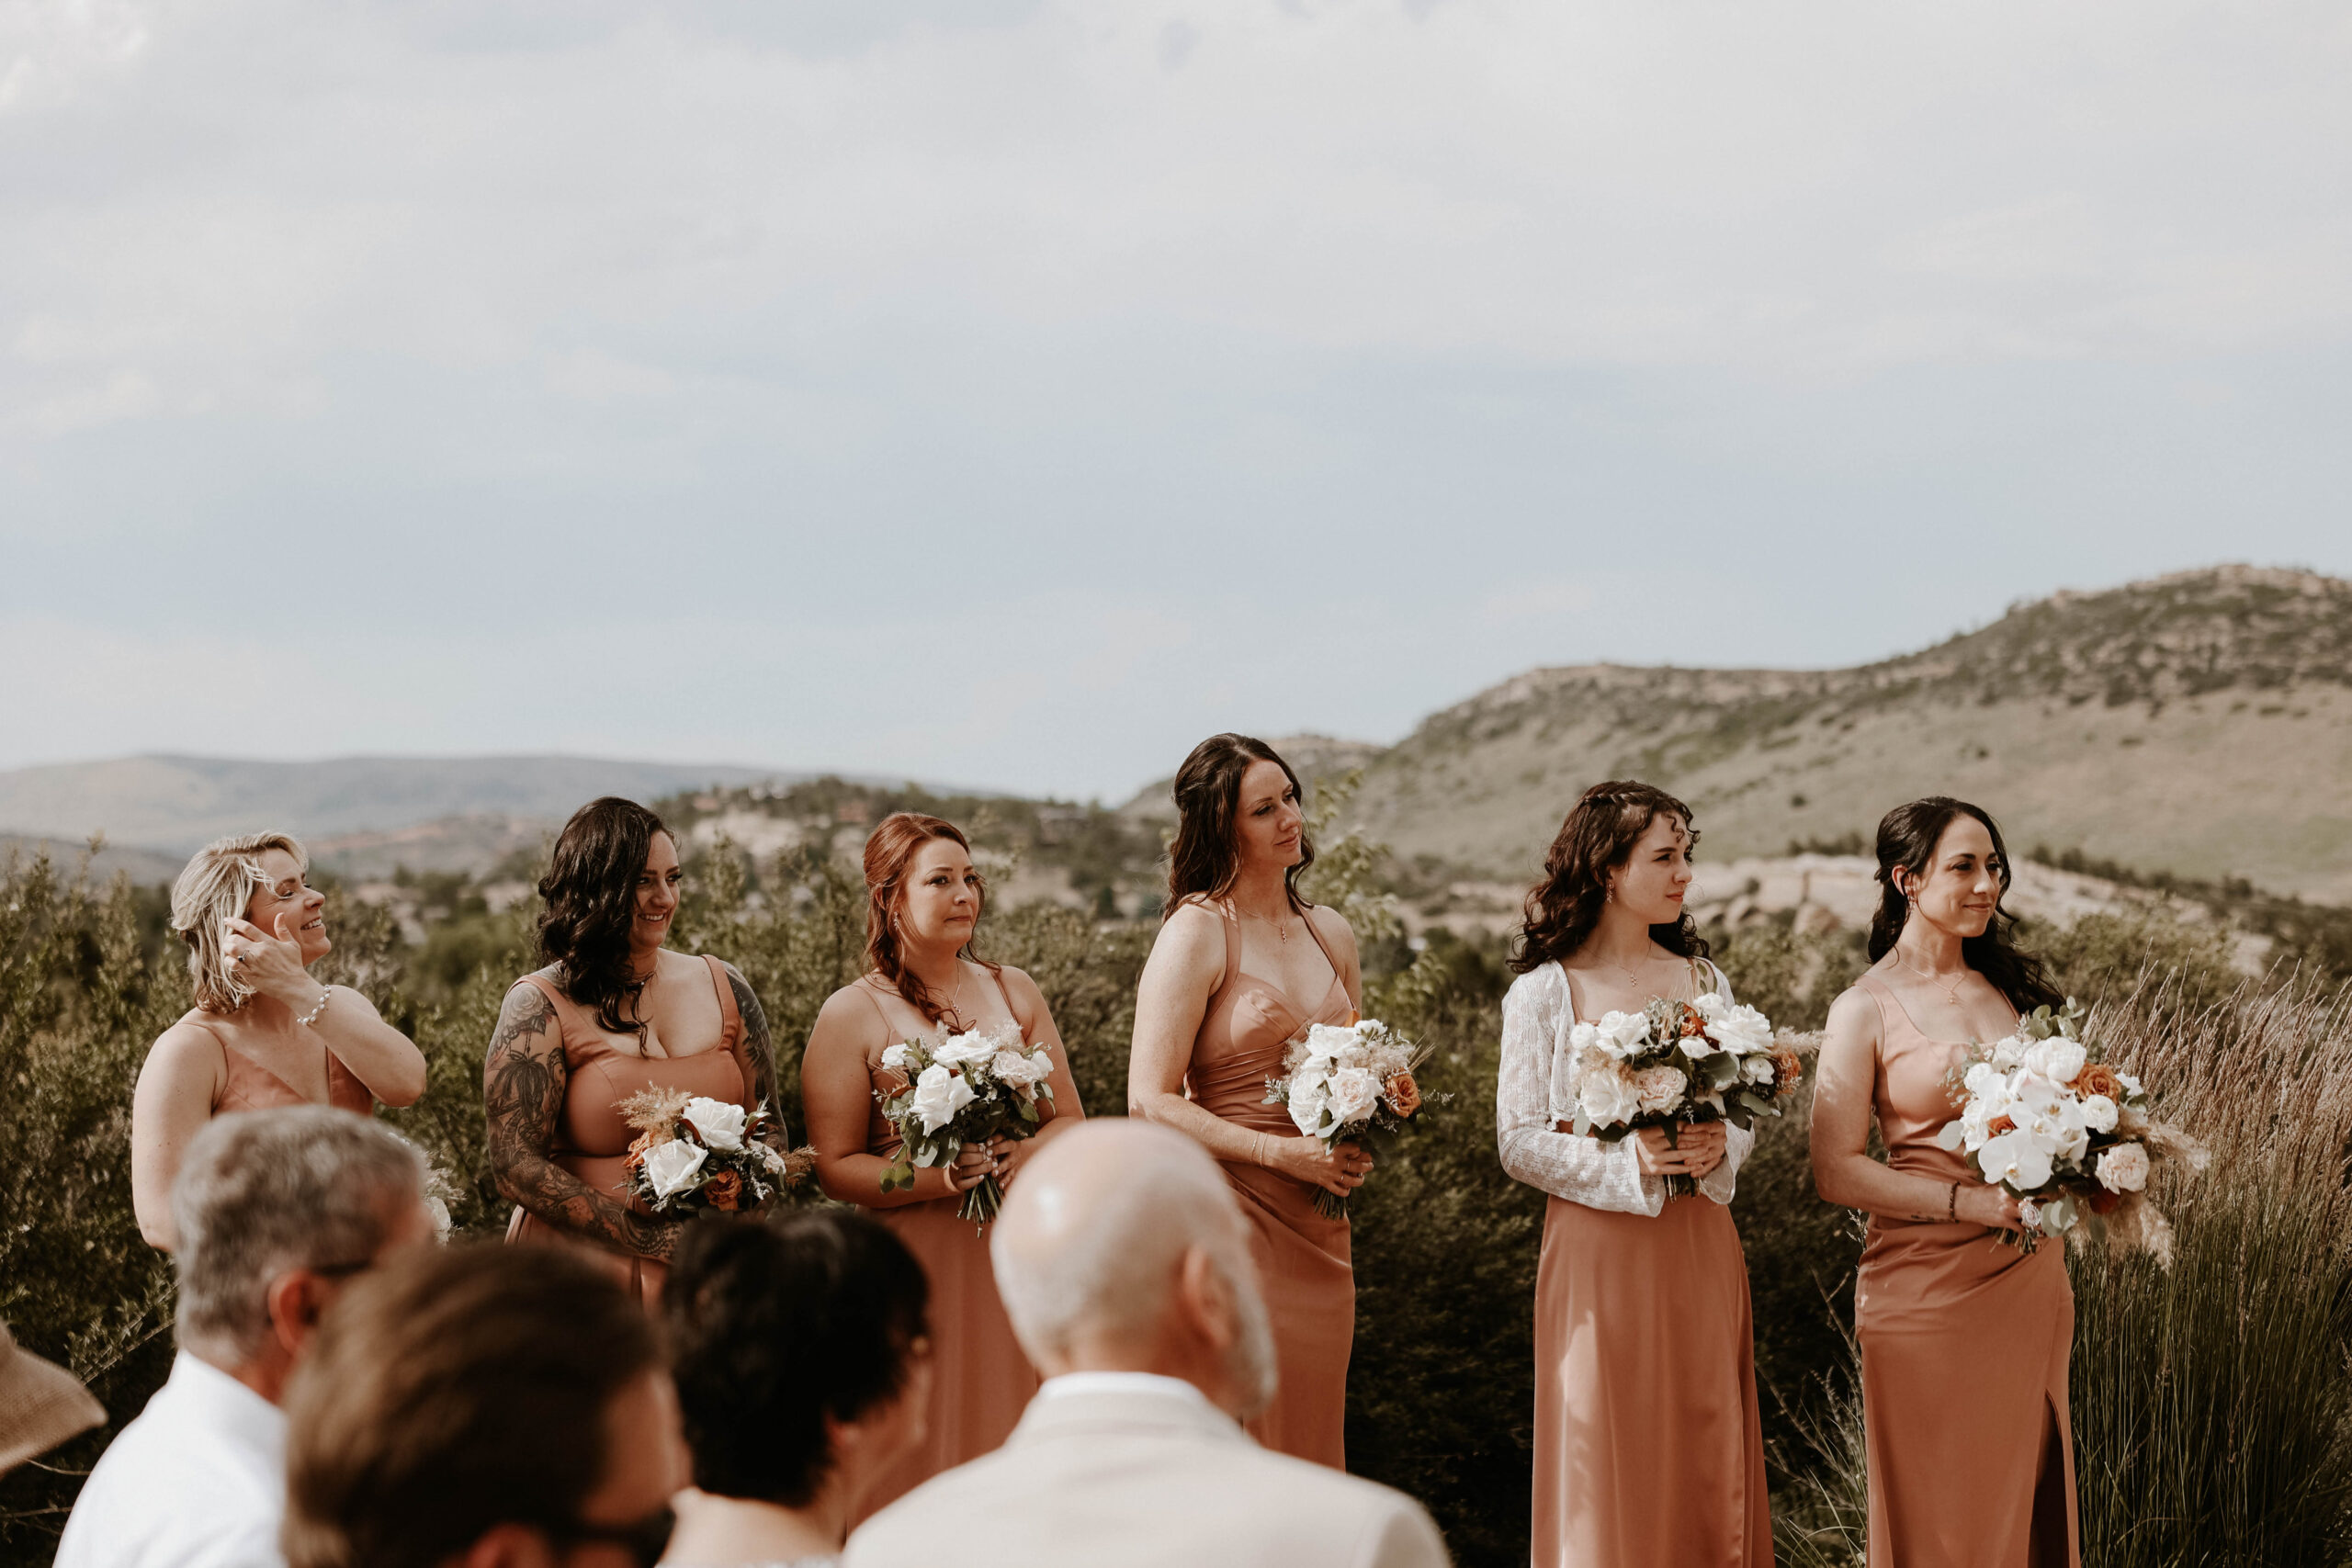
[[875, 1023, 1059, 1231]]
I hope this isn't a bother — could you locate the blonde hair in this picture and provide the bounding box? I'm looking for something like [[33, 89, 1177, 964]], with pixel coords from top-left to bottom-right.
[[169, 832, 309, 1013]]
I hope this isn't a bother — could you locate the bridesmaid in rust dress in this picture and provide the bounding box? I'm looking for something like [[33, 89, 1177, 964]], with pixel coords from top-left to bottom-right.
[[485, 797, 784, 1304], [803, 811, 1086, 1519], [1814, 796, 2076, 1568], [133, 830, 428, 1250], [1495, 781, 1770, 1566], [1128, 734, 1371, 1469]]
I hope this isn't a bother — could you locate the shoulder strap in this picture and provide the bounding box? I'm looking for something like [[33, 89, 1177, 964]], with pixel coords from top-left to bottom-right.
[[984, 964, 1023, 1035], [1297, 903, 1342, 973], [701, 955, 758, 1111], [1213, 902, 1240, 996]]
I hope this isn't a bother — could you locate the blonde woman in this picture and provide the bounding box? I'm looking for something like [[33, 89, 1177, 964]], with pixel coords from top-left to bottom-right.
[[131, 833, 427, 1251]]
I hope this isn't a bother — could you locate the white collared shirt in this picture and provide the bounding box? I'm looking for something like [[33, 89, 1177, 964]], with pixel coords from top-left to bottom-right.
[[1029, 1370, 1219, 1415], [55, 1351, 287, 1568]]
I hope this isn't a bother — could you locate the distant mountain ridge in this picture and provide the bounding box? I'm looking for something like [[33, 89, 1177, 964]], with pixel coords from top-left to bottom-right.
[[1331, 565, 2352, 901], [0, 754, 794, 857]]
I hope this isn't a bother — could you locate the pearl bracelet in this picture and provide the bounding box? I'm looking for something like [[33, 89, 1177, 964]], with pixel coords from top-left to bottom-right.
[[298, 986, 334, 1029]]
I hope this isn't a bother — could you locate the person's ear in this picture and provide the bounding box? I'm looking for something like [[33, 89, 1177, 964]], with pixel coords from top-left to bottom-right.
[[1175, 1247, 1237, 1356], [264, 1269, 335, 1358], [456, 1521, 560, 1568]]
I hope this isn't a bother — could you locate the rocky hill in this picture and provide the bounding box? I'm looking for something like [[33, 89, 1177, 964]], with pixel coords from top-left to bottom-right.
[[1120, 567, 2352, 903], [1340, 566, 2352, 901]]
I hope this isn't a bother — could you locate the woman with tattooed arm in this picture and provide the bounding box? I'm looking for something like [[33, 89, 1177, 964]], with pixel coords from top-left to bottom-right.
[[484, 796, 786, 1303]]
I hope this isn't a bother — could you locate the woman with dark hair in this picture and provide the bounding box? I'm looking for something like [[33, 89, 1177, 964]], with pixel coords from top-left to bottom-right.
[[1813, 797, 2075, 1568], [1495, 781, 1770, 1566], [801, 811, 1084, 1517], [1127, 734, 1370, 1469], [484, 796, 786, 1302], [661, 1213, 933, 1566]]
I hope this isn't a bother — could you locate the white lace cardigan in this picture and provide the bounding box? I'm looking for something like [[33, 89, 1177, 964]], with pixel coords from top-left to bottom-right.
[[1493, 959, 1754, 1214]]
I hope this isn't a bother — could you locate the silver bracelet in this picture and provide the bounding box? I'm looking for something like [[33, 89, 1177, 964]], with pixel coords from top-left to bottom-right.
[[297, 986, 334, 1028]]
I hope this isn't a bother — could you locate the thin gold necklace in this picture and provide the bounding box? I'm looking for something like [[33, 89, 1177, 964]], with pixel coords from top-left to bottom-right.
[[1235, 902, 1295, 944], [1895, 947, 1966, 1008]]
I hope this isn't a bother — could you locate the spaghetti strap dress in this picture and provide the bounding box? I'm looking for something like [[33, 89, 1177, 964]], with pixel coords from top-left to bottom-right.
[[1853, 971, 2078, 1568], [852, 970, 1064, 1521], [1183, 901, 1354, 1469], [197, 1020, 376, 1117], [1498, 958, 1771, 1567], [502, 953, 756, 1304]]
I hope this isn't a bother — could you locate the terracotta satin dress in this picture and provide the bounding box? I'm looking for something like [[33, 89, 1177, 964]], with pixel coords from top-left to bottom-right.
[[853, 974, 1064, 1521], [503, 955, 756, 1304], [1532, 966, 1772, 1566], [190, 1016, 375, 1117], [1185, 903, 1354, 1470], [1853, 971, 2078, 1568]]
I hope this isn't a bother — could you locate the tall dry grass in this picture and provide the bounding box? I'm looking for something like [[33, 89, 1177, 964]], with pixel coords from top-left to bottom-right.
[[1774, 970, 2352, 1567]]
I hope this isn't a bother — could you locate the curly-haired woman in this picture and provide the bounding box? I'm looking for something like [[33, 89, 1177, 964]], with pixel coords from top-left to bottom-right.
[[484, 797, 784, 1303], [1126, 734, 1369, 1470], [801, 811, 1085, 1518], [132, 832, 427, 1251], [1812, 797, 2075, 1568], [1494, 781, 1770, 1567]]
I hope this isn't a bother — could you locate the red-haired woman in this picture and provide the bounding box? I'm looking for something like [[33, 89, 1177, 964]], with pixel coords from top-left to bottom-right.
[[1127, 734, 1370, 1469], [1496, 781, 1770, 1567], [803, 811, 1086, 1517]]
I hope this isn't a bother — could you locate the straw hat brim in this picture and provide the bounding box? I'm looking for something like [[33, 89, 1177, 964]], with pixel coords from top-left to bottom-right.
[[0, 1343, 107, 1476]]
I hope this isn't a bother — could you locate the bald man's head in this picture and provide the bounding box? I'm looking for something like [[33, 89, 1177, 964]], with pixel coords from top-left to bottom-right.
[[989, 1121, 1275, 1416]]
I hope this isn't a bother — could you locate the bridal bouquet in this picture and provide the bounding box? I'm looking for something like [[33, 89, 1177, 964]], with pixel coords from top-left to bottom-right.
[[1262, 1019, 1435, 1219], [875, 1023, 1059, 1230], [618, 1090, 814, 1214], [1937, 1001, 2209, 1264], [1566, 993, 1802, 1197]]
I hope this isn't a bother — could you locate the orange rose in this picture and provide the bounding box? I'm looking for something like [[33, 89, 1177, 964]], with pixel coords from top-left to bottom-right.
[[704, 1170, 743, 1212], [2076, 1063, 2123, 1101], [1679, 1010, 1709, 1038], [623, 1130, 654, 1173], [1987, 1114, 2016, 1137], [1384, 1072, 1424, 1119], [1770, 1046, 1804, 1097]]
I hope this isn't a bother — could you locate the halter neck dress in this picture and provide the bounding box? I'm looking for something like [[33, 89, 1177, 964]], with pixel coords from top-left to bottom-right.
[[502, 954, 756, 1304], [1182, 899, 1355, 1470], [851, 970, 1062, 1522], [1852, 970, 2077, 1568], [1513, 959, 1772, 1567]]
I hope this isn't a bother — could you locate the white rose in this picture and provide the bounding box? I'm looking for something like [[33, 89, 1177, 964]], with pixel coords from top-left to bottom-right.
[[1568, 1021, 1601, 1056], [1327, 1066, 1381, 1125], [1287, 1074, 1332, 1138], [1988, 1033, 2028, 1069], [2097, 1143, 2150, 1193], [2021, 1038, 2087, 1086], [1977, 1130, 2054, 1192], [681, 1097, 747, 1153], [2079, 1094, 2118, 1134], [996, 1047, 1055, 1089], [881, 1043, 916, 1071], [1577, 1066, 1639, 1128], [640, 1139, 707, 1200], [1631, 1064, 1687, 1114], [2116, 1070, 2145, 1100], [932, 1032, 1000, 1068], [2017, 1197, 2043, 1230], [1704, 999, 1775, 1056], [910, 1063, 977, 1135], [1594, 1010, 1650, 1060], [1741, 1055, 1777, 1085], [1962, 1061, 2003, 1098]]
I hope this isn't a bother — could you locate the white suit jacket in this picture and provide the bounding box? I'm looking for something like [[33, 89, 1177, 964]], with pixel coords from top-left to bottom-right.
[[843, 1375, 1451, 1568]]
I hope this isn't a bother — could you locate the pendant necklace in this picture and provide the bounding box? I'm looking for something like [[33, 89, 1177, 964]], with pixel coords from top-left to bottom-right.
[[1898, 948, 1965, 1009]]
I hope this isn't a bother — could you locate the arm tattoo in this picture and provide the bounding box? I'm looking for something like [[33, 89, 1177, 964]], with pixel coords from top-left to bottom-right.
[[483, 983, 678, 1263], [727, 967, 783, 1145]]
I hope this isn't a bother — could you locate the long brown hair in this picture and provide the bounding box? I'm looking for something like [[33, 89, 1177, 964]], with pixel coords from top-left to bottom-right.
[[1163, 733, 1314, 918], [1868, 796, 2062, 1014], [863, 812, 999, 1027], [1511, 780, 1710, 974], [537, 796, 669, 1041]]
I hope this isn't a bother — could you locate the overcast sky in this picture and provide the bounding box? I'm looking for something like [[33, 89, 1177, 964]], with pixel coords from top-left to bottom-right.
[[6, 0, 2348, 801]]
